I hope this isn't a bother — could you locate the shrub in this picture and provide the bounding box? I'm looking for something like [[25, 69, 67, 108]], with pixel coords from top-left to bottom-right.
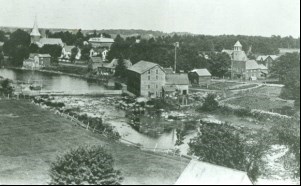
[[198, 94, 219, 112], [49, 146, 123, 185]]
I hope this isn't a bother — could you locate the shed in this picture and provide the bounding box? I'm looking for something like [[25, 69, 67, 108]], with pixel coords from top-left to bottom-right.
[[189, 69, 212, 86]]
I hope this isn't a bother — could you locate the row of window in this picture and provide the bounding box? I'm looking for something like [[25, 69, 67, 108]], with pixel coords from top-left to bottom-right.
[[148, 84, 159, 89], [148, 76, 159, 80], [148, 69, 159, 74]]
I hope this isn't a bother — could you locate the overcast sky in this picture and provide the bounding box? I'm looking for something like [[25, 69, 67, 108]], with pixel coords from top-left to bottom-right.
[[0, 0, 300, 37]]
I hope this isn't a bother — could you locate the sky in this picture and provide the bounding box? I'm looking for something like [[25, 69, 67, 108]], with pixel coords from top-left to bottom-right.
[[0, 0, 300, 37]]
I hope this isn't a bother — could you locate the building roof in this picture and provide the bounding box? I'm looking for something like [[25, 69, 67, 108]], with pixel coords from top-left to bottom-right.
[[88, 37, 115, 43], [175, 159, 253, 185], [234, 41, 242, 47], [256, 55, 279, 61], [36, 38, 64, 47], [166, 73, 189, 85], [191, 69, 211, 77], [278, 48, 300, 54], [127, 60, 160, 74], [246, 60, 267, 70], [222, 49, 234, 56], [90, 56, 104, 63], [30, 17, 41, 37], [64, 45, 76, 53], [38, 54, 51, 58]]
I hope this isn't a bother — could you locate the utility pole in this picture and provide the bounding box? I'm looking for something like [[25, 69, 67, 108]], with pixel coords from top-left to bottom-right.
[[174, 42, 179, 73]]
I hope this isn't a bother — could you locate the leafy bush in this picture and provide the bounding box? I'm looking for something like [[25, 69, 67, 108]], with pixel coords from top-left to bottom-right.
[[50, 146, 123, 185], [198, 94, 219, 112]]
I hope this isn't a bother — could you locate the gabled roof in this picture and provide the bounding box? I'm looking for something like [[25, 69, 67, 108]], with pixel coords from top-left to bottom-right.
[[127, 60, 160, 74], [36, 38, 64, 47], [63, 45, 76, 53], [246, 60, 267, 70], [163, 85, 176, 92], [166, 73, 189, 85], [190, 69, 211, 77], [90, 56, 104, 63], [234, 41, 242, 47], [256, 55, 279, 61], [222, 49, 234, 56], [175, 159, 253, 185]]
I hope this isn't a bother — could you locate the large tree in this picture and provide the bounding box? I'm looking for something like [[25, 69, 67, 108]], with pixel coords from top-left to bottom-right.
[[40, 44, 62, 63], [270, 53, 300, 102], [49, 146, 123, 185], [3, 29, 30, 66], [189, 123, 266, 182]]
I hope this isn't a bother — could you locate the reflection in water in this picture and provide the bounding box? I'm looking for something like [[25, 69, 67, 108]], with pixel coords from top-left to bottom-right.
[[0, 69, 106, 92]]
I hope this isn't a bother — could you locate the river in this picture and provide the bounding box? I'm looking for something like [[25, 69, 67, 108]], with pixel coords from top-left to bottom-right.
[[0, 68, 106, 93], [0, 68, 197, 154]]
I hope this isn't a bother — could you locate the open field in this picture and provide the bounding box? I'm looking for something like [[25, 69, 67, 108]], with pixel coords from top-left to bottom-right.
[[225, 86, 296, 114], [0, 100, 188, 185]]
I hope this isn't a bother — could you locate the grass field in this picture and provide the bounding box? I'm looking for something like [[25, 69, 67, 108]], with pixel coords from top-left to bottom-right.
[[0, 100, 188, 185], [225, 86, 295, 113]]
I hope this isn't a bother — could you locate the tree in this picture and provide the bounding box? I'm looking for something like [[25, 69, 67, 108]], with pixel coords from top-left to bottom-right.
[[29, 43, 39, 53], [114, 57, 127, 78], [49, 146, 123, 185], [40, 44, 62, 64], [198, 94, 219, 112], [2, 29, 30, 66], [208, 52, 231, 78], [81, 44, 92, 61], [270, 53, 300, 102], [189, 123, 265, 182], [70, 47, 79, 63]]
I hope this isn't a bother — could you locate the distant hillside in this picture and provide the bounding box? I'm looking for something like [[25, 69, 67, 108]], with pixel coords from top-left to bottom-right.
[[0, 26, 195, 39]]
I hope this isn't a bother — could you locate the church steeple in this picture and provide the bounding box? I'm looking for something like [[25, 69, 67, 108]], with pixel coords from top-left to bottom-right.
[[30, 16, 41, 43], [234, 40, 242, 51]]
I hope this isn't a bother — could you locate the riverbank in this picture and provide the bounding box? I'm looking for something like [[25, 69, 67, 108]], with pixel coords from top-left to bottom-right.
[[0, 100, 189, 185]]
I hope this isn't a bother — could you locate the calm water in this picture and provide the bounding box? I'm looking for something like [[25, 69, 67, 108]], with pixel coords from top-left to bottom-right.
[[0, 68, 106, 93]]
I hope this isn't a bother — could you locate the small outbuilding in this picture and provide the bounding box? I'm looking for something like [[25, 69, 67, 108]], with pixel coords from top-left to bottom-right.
[[188, 68, 212, 86]]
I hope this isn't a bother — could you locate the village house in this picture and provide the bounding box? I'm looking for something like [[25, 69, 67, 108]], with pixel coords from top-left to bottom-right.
[[23, 53, 51, 70], [127, 60, 165, 98], [245, 60, 268, 80], [88, 35, 115, 49], [60, 45, 81, 62], [278, 48, 300, 55], [188, 68, 212, 86], [30, 17, 64, 48], [90, 57, 132, 76], [256, 55, 279, 69], [164, 73, 189, 97]]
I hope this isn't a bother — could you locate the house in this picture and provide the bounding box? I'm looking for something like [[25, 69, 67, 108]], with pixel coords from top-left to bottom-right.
[[278, 48, 300, 55], [23, 53, 51, 69], [88, 35, 114, 49], [30, 17, 64, 48], [127, 60, 165, 98], [175, 159, 253, 185], [245, 60, 268, 80], [90, 58, 132, 76], [188, 69, 212, 86], [256, 55, 279, 69], [164, 73, 189, 97]]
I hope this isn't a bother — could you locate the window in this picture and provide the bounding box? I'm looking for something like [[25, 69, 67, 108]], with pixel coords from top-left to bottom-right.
[[148, 76, 150, 80], [148, 70, 150, 74], [156, 76, 158, 80], [156, 69, 158, 74], [156, 84, 158, 89], [148, 85, 150, 89]]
